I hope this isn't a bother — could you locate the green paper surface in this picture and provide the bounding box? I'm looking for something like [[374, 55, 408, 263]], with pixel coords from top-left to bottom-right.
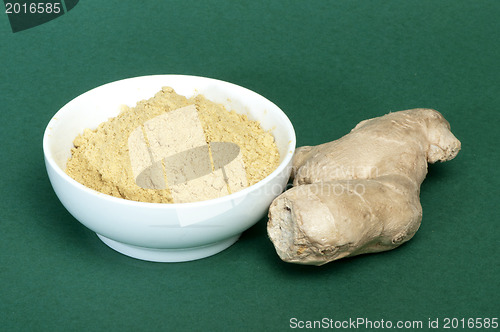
[[1, 1, 498, 331]]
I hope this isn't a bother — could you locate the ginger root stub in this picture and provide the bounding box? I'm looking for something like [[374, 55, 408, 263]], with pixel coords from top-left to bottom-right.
[[267, 108, 461, 265]]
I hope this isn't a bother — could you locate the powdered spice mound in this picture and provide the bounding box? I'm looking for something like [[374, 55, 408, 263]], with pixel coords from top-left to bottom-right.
[[65, 87, 281, 203]]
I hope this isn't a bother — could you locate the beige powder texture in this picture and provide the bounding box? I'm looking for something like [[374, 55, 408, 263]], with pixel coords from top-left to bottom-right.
[[65, 87, 280, 203]]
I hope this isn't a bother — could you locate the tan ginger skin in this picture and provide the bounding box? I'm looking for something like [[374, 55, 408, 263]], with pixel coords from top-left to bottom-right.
[[267, 108, 461, 265]]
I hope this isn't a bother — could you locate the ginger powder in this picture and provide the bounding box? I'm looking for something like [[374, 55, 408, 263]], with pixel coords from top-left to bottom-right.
[[65, 87, 281, 203]]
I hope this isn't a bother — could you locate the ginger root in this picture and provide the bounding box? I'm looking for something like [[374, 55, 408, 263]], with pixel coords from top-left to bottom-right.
[[267, 108, 460, 265]]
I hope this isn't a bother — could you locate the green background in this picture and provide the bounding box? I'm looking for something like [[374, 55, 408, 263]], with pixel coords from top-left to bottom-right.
[[1, 1, 498, 331]]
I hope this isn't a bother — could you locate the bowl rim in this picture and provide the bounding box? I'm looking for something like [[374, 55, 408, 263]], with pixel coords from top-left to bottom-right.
[[43, 74, 296, 209]]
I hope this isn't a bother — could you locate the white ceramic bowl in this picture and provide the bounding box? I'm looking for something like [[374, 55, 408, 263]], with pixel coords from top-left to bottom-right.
[[43, 75, 296, 262]]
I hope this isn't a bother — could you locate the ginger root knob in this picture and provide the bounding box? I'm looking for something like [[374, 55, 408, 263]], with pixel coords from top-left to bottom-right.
[[267, 108, 461, 265]]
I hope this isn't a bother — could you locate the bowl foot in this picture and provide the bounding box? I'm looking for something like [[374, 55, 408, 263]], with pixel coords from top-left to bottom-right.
[[96, 234, 240, 262]]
